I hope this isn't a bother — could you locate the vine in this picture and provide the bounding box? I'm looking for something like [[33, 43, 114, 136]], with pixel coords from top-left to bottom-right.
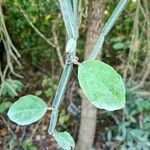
[[7, 0, 128, 149]]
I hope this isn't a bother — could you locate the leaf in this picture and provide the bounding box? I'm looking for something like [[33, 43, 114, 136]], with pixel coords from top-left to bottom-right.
[[44, 88, 52, 97], [58, 110, 69, 126], [113, 42, 125, 50], [1, 79, 23, 97], [52, 130, 75, 150], [1, 81, 18, 97], [78, 60, 125, 111], [137, 99, 150, 112], [7, 95, 47, 125], [0, 101, 12, 113], [35, 90, 42, 96]]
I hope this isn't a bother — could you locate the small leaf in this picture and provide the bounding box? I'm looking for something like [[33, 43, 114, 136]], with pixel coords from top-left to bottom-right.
[[1, 79, 23, 97], [78, 60, 125, 111], [113, 42, 125, 50], [44, 88, 52, 97], [6, 79, 23, 92], [0, 101, 12, 113], [7, 95, 47, 125], [35, 90, 42, 96], [52, 130, 75, 150]]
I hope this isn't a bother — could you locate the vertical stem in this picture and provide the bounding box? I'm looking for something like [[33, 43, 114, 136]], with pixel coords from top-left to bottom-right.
[[48, 52, 76, 134], [48, 0, 78, 134], [89, 0, 128, 60]]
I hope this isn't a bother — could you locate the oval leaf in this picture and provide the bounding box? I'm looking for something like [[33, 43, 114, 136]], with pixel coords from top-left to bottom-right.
[[78, 60, 125, 111], [7, 95, 47, 125], [113, 42, 124, 50], [52, 130, 75, 150]]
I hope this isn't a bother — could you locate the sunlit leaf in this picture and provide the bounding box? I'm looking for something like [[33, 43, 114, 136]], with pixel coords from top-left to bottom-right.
[[0, 101, 12, 113], [7, 95, 47, 125], [1, 79, 23, 97], [52, 130, 75, 150], [113, 42, 125, 50], [78, 60, 126, 111]]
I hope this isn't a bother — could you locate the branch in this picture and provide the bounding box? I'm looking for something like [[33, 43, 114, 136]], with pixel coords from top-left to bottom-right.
[[89, 0, 128, 60], [0, 3, 22, 78], [48, 0, 78, 134], [19, 6, 66, 68], [48, 54, 75, 134], [19, 7, 56, 48], [52, 24, 65, 68]]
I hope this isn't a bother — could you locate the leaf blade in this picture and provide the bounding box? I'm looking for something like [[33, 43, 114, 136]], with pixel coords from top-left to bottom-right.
[[78, 60, 126, 111], [7, 95, 47, 125], [52, 130, 75, 150]]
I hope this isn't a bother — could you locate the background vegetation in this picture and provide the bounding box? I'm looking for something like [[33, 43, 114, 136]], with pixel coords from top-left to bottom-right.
[[0, 0, 150, 149]]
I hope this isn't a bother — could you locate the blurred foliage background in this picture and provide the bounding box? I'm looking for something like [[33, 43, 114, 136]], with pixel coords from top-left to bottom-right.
[[0, 0, 150, 149]]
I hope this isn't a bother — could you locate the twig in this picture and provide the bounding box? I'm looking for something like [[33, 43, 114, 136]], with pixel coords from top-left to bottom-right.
[[89, 0, 128, 60], [0, 115, 17, 138], [48, 56, 74, 134], [19, 6, 66, 69], [19, 126, 27, 144], [123, 2, 140, 81], [131, 0, 150, 90], [19, 7, 56, 48], [48, 0, 78, 134], [29, 120, 42, 140], [0, 3, 22, 78], [131, 64, 150, 90], [52, 24, 65, 68], [0, 65, 8, 96]]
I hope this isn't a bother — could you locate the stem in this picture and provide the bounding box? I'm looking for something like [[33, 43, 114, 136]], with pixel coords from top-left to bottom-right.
[[48, 0, 78, 134], [19, 6, 56, 48], [48, 52, 75, 134], [89, 0, 128, 60]]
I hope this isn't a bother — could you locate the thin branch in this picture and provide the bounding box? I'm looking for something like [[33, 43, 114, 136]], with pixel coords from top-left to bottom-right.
[[19, 6, 66, 69], [52, 24, 65, 68], [19, 6, 56, 48], [89, 0, 128, 60], [48, 56, 74, 134], [48, 0, 78, 134], [0, 115, 17, 138], [29, 120, 42, 140], [0, 65, 8, 96], [0, 2, 22, 79]]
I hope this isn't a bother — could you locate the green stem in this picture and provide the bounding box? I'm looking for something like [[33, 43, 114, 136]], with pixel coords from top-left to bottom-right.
[[48, 0, 78, 134], [48, 53, 75, 134], [89, 0, 128, 60]]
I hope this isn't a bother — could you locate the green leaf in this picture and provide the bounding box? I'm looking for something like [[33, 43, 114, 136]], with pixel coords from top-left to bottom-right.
[[52, 130, 75, 150], [0, 101, 12, 113], [6, 79, 23, 92], [58, 110, 69, 126], [78, 60, 125, 111], [44, 88, 52, 97], [113, 42, 125, 50], [1, 79, 23, 97], [7, 95, 47, 125], [35, 90, 42, 96]]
